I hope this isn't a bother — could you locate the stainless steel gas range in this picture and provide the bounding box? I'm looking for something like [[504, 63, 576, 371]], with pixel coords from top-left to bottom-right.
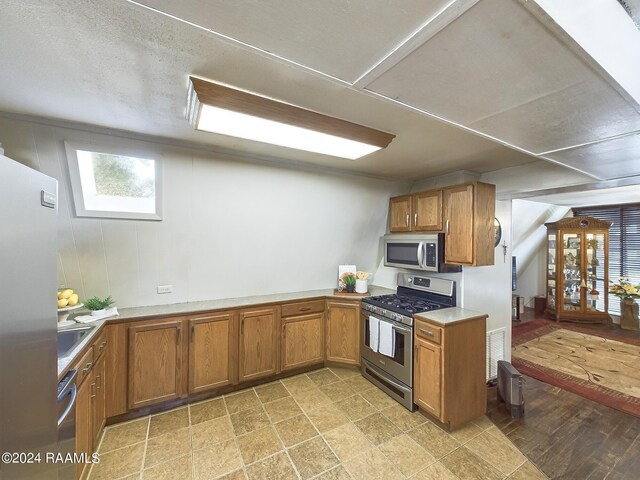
[[360, 273, 456, 410]]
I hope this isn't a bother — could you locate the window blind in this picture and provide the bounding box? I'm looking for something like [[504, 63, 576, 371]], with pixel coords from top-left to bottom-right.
[[572, 204, 640, 315]]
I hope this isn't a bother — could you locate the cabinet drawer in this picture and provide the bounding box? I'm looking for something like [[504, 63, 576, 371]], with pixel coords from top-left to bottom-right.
[[92, 330, 108, 360], [75, 348, 94, 386], [281, 300, 325, 318], [415, 321, 442, 345]]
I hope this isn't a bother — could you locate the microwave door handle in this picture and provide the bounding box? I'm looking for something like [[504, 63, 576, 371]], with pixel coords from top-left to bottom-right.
[[417, 242, 424, 269]]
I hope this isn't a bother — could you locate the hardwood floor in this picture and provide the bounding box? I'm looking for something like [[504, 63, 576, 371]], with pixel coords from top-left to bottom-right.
[[491, 315, 640, 480]]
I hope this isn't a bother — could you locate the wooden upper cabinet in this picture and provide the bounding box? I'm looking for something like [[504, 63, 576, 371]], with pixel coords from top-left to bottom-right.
[[189, 312, 238, 394], [389, 195, 412, 232], [128, 319, 185, 410], [443, 182, 495, 266], [325, 300, 360, 365], [414, 336, 442, 417], [282, 312, 324, 371], [239, 307, 280, 382], [413, 189, 443, 231]]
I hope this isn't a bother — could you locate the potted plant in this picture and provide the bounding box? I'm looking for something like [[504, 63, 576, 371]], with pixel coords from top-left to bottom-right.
[[609, 278, 640, 330], [84, 296, 115, 316], [341, 273, 357, 293]]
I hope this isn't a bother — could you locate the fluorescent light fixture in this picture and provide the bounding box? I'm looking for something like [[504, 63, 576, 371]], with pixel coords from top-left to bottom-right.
[[186, 77, 394, 160]]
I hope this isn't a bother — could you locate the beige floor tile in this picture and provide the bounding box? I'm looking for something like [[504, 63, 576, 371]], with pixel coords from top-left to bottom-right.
[[191, 416, 234, 450], [466, 431, 527, 476], [344, 448, 404, 480], [290, 386, 332, 412], [144, 427, 191, 468], [327, 365, 361, 380], [359, 387, 397, 410], [411, 462, 458, 480], [89, 442, 145, 480], [281, 374, 317, 395], [314, 465, 353, 480], [450, 422, 484, 444], [98, 418, 149, 453], [440, 446, 503, 480], [230, 406, 270, 436], [407, 422, 460, 459], [263, 397, 303, 423], [287, 437, 339, 480], [224, 389, 261, 415], [471, 415, 495, 430], [354, 413, 402, 445], [189, 397, 227, 425], [192, 439, 242, 480], [378, 434, 436, 477], [219, 469, 247, 480], [274, 414, 318, 447], [306, 403, 350, 433], [334, 394, 377, 421], [307, 368, 341, 386], [142, 454, 192, 480], [318, 381, 355, 402], [342, 375, 375, 393], [379, 404, 428, 432], [245, 452, 297, 480], [322, 422, 373, 461], [254, 381, 290, 403], [149, 408, 189, 438], [507, 460, 549, 480], [237, 426, 283, 465]]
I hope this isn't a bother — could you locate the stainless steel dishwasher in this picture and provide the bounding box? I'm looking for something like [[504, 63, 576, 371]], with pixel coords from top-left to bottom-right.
[[57, 369, 78, 480]]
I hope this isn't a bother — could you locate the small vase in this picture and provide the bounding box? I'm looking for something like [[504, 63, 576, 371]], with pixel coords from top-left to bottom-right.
[[620, 299, 639, 330], [355, 279, 368, 294], [91, 308, 106, 316], [346, 284, 355, 293]]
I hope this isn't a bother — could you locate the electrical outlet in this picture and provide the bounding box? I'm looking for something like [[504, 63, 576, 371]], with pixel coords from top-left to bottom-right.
[[157, 285, 173, 294]]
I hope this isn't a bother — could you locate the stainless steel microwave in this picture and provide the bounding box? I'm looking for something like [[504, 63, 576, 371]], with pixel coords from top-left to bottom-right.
[[383, 233, 461, 273]]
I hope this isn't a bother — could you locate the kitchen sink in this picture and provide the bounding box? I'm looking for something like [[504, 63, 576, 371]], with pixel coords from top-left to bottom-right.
[[58, 325, 95, 358]]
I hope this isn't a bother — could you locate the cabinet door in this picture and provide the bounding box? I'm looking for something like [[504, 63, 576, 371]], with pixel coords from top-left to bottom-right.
[[443, 184, 474, 264], [326, 301, 360, 365], [92, 354, 106, 450], [128, 320, 183, 409], [413, 190, 442, 231], [75, 376, 92, 480], [414, 337, 442, 418], [239, 307, 279, 382], [282, 312, 324, 371], [189, 312, 238, 393], [389, 195, 412, 232]]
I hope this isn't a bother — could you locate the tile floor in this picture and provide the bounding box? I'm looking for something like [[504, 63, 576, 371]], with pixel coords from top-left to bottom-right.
[[88, 366, 548, 480]]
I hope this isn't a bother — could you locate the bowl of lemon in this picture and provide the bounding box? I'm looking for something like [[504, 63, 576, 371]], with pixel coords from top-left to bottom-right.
[[57, 288, 83, 326]]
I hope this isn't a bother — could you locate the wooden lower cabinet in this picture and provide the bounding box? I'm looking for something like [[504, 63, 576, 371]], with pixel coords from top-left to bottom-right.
[[282, 312, 324, 371], [75, 375, 92, 480], [128, 319, 185, 409], [413, 315, 487, 429], [325, 300, 360, 365], [239, 307, 280, 382], [189, 312, 238, 393], [92, 354, 106, 448]]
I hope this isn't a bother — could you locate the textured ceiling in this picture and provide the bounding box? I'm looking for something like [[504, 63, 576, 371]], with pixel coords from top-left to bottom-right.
[[0, 0, 638, 182]]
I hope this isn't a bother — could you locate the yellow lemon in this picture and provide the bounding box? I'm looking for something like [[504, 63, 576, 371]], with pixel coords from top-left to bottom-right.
[[57, 298, 69, 308], [68, 294, 79, 306], [60, 289, 74, 299]]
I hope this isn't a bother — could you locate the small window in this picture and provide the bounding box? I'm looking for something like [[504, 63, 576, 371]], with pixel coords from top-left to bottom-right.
[[65, 141, 162, 220]]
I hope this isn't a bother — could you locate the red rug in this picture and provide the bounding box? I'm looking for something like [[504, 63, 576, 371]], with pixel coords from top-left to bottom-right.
[[512, 319, 640, 418]]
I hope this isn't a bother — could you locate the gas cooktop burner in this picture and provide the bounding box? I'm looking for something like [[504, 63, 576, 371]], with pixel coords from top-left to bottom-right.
[[366, 294, 444, 315]]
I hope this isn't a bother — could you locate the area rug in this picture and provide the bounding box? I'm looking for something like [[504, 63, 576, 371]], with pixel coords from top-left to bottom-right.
[[512, 322, 640, 418]]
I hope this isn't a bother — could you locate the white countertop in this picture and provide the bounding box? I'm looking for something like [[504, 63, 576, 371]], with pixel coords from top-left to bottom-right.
[[414, 307, 487, 326]]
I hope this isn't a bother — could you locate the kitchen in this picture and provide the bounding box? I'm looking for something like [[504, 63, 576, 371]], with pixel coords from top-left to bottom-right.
[[2, 1, 640, 479]]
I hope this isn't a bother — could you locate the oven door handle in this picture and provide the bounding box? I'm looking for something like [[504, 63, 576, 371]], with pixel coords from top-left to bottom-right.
[[417, 242, 425, 269], [392, 323, 412, 334]]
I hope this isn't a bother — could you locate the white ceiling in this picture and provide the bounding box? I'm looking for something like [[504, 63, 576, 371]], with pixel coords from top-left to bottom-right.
[[0, 0, 638, 182], [524, 184, 640, 207]]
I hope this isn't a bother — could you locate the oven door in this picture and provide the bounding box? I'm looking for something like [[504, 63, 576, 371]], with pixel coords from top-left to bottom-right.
[[360, 311, 413, 387]]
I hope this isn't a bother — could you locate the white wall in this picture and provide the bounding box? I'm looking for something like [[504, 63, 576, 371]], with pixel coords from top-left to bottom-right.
[[0, 116, 408, 307]]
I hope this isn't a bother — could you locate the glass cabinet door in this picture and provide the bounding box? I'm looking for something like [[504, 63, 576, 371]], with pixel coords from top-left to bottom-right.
[[561, 233, 582, 312], [585, 233, 606, 313], [547, 233, 556, 310]]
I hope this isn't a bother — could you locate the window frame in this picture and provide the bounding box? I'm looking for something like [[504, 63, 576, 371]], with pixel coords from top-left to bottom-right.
[[65, 140, 163, 221]]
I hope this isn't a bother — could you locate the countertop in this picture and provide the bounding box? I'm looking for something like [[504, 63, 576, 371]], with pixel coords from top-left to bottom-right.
[[414, 306, 488, 326], [57, 285, 394, 377]]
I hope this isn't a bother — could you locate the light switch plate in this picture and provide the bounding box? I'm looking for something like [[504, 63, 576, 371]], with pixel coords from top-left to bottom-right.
[[157, 285, 173, 294]]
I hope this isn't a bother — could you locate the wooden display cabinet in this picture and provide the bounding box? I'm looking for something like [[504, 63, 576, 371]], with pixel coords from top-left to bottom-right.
[[545, 216, 612, 324]]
